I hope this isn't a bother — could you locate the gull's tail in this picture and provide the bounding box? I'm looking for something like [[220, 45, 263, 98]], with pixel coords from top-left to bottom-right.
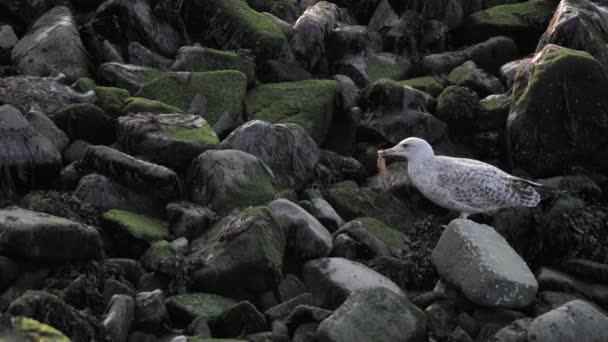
[[516, 178, 567, 199]]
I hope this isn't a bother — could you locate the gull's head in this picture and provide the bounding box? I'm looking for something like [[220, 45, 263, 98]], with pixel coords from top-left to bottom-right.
[[379, 137, 434, 161]]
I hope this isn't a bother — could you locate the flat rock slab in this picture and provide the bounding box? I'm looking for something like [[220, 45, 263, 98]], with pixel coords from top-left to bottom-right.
[[431, 219, 538, 308], [528, 300, 608, 342], [0, 207, 102, 262], [302, 257, 405, 309]]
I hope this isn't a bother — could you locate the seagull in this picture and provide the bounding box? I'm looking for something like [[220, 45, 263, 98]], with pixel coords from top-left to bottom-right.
[[379, 137, 544, 219]]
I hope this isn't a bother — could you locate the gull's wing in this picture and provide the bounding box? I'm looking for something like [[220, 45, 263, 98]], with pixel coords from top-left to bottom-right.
[[434, 156, 541, 209]]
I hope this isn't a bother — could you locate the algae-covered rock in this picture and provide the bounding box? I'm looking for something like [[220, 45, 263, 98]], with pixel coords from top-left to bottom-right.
[[187, 206, 286, 299], [50, 103, 114, 144], [398, 76, 447, 98], [245, 0, 299, 22], [507, 45, 608, 176], [187, 150, 278, 214], [93, 86, 130, 117], [435, 85, 480, 134], [166, 293, 238, 325], [245, 79, 337, 143], [291, 2, 338, 72], [367, 52, 412, 83], [447, 60, 504, 97], [122, 97, 184, 114], [102, 209, 169, 257], [135, 71, 247, 125], [477, 93, 511, 130], [8, 291, 96, 341], [141, 240, 177, 273], [340, 217, 410, 254], [325, 182, 417, 234], [5, 317, 70, 342], [171, 46, 256, 83], [117, 113, 219, 169], [462, 0, 557, 52], [258, 59, 313, 83], [185, 0, 287, 59], [0, 207, 102, 262]]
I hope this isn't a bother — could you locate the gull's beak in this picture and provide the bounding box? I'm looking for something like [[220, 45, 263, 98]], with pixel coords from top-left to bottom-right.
[[379, 147, 396, 157]]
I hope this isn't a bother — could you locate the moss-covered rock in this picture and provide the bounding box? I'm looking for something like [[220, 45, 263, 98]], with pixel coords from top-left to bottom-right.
[[141, 240, 177, 273], [135, 71, 247, 126], [245, 80, 337, 143], [245, 0, 298, 22], [185, 0, 287, 59], [74, 77, 97, 92], [435, 85, 480, 134], [477, 93, 511, 130], [398, 76, 446, 98], [122, 97, 184, 114], [367, 52, 412, 83], [447, 60, 504, 97], [117, 113, 219, 169], [187, 206, 286, 299], [462, 0, 557, 52], [508, 44, 608, 176], [187, 150, 278, 214], [325, 182, 417, 234], [258, 59, 313, 83], [6, 317, 70, 342], [7, 291, 96, 341], [355, 217, 410, 251], [102, 209, 169, 257], [94, 86, 130, 117], [50, 103, 114, 144], [172, 46, 256, 83], [166, 293, 238, 325]]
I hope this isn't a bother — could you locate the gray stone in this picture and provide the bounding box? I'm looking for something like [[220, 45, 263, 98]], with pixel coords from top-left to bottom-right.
[[98, 62, 161, 94], [302, 257, 405, 309], [25, 110, 69, 152], [528, 300, 608, 342], [0, 25, 18, 63], [268, 199, 332, 261], [12, 6, 90, 82], [303, 190, 345, 233], [166, 202, 217, 240], [264, 293, 313, 322], [291, 2, 338, 72], [317, 287, 426, 342], [431, 219, 538, 308], [221, 120, 320, 190], [135, 290, 169, 328], [100, 295, 135, 342], [128, 41, 173, 70], [493, 318, 532, 342], [0, 207, 102, 262], [187, 149, 278, 215], [536, 267, 608, 307]]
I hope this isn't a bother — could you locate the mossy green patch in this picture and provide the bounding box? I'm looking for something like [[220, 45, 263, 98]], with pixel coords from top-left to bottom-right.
[[355, 217, 409, 250], [394, 77, 446, 98], [94, 86, 130, 117], [173, 47, 256, 82], [367, 53, 411, 83], [245, 79, 337, 143], [122, 97, 184, 114], [245, 0, 298, 21], [10, 317, 69, 342], [74, 77, 97, 92], [165, 293, 238, 323], [103, 209, 169, 241], [135, 71, 247, 125], [141, 240, 176, 271], [163, 124, 220, 145]]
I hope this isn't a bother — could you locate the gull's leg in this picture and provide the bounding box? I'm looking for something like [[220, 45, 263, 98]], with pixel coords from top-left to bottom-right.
[[459, 212, 469, 219]]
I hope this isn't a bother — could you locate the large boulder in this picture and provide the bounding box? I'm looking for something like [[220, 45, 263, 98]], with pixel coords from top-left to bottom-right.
[[0, 105, 62, 197], [268, 199, 333, 261], [117, 113, 219, 169], [317, 287, 427, 342], [537, 0, 608, 67], [135, 71, 247, 126], [507, 45, 608, 176], [245, 80, 337, 143], [528, 300, 608, 342], [291, 2, 338, 72], [462, 0, 557, 52], [187, 149, 278, 214], [11, 6, 90, 82], [184, 0, 287, 59], [84, 145, 182, 204], [171, 46, 256, 83], [0, 75, 95, 114], [0, 207, 102, 262], [50, 104, 114, 144], [221, 120, 320, 190], [431, 219, 538, 308], [302, 257, 405, 309], [186, 207, 286, 299], [2, 317, 70, 342]]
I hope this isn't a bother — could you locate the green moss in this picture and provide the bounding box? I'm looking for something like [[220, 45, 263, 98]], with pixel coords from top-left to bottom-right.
[[74, 77, 97, 92], [163, 124, 220, 145], [356, 217, 410, 250], [394, 77, 446, 98], [469, 0, 553, 28], [245, 79, 337, 143], [209, 0, 287, 57], [94, 86, 130, 117], [103, 209, 169, 241], [135, 71, 247, 125], [10, 317, 69, 342], [173, 47, 256, 82], [367, 53, 411, 83], [122, 97, 184, 114], [165, 293, 238, 322], [141, 240, 176, 271], [245, 0, 298, 21]]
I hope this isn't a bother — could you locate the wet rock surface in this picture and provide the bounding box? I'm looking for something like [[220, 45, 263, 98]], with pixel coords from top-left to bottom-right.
[[3, 0, 608, 340]]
